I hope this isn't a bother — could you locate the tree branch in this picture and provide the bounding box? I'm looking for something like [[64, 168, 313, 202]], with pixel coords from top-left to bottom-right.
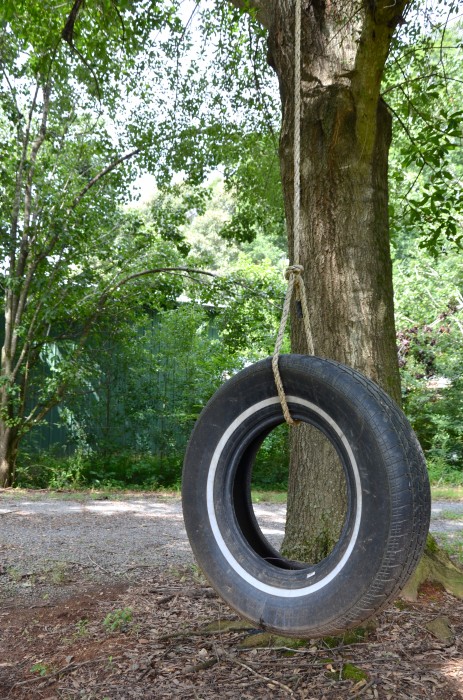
[[9, 161, 115, 350], [61, 0, 85, 44], [0, 65, 22, 124], [18, 84, 51, 281], [112, 266, 218, 291], [10, 249, 69, 384], [351, 0, 411, 158], [9, 83, 40, 271], [61, 0, 103, 101], [70, 149, 140, 209], [3, 84, 42, 380]]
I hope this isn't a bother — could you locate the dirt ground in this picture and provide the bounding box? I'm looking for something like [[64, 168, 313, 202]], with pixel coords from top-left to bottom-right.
[[1, 490, 463, 699]]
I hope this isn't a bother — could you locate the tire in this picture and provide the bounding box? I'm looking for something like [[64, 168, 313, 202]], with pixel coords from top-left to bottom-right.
[[182, 355, 430, 638]]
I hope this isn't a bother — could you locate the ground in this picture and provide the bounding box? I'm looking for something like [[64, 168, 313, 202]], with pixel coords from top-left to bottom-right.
[[1, 490, 463, 699]]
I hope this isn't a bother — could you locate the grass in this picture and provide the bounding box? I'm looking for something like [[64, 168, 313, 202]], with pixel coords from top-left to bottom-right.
[[7, 566, 23, 583], [0, 486, 182, 502], [49, 562, 69, 584], [3, 484, 463, 506], [1, 485, 289, 504], [251, 489, 287, 504], [436, 510, 463, 521], [431, 485, 463, 501], [103, 607, 133, 633]]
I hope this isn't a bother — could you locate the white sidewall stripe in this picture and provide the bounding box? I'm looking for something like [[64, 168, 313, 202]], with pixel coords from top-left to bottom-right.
[[206, 396, 362, 598]]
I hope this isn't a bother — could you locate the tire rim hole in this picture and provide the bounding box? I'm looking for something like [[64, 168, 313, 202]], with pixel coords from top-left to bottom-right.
[[246, 422, 349, 568]]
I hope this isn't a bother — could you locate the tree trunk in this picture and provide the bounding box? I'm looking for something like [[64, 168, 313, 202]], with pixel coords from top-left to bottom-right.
[[266, 1, 404, 562], [0, 424, 19, 487], [1, 307, 19, 488]]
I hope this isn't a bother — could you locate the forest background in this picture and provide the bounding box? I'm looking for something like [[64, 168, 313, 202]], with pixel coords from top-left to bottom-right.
[[1, 0, 463, 493]]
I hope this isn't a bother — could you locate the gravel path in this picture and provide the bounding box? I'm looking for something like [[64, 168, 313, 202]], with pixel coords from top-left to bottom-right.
[[0, 492, 461, 604]]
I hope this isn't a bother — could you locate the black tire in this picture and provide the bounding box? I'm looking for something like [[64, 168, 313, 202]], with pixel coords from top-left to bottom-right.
[[182, 355, 430, 637]]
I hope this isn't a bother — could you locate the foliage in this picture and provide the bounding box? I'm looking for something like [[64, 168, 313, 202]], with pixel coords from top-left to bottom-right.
[[186, 178, 286, 270], [435, 531, 463, 565], [0, 0, 283, 484], [252, 424, 289, 490], [218, 132, 285, 249], [0, 1, 183, 482], [394, 243, 463, 481], [16, 431, 291, 492], [145, 3, 279, 184], [30, 662, 50, 677], [386, 14, 463, 254], [387, 13, 463, 482]]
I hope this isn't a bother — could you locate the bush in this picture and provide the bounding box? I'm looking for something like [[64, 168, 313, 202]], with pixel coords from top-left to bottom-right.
[[83, 452, 183, 489], [15, 430, 291, 492], [403, 371, 463, 480], [426, 457, 463, 486], [14, 450, 184, 490]]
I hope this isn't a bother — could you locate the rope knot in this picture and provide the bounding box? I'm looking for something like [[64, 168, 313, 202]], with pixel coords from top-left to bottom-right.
[[285, 264, 304, 280]]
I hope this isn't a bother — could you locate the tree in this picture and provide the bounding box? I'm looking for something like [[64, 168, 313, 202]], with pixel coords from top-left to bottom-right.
[[0, 0, 295, 488], [35, 206, 288, 490], [0, 0, 214, 486], [224, 0, 404, 562]]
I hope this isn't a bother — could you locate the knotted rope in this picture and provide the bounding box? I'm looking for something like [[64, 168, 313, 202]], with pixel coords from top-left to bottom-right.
[[272, 0, 314, 425]]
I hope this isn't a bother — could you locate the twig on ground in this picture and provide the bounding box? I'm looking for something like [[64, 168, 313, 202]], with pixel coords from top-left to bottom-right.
[[217, 648, 295, 696], [87, 554, 113, 575]]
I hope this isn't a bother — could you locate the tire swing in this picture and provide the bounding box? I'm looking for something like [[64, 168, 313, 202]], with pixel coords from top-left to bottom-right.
[[182, 0, 431, 638], [182, 355, 430, 637]]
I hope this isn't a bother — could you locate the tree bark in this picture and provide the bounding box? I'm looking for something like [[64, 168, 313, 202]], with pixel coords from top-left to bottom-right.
[[265, 0, 407, 562], [0, 425, 19, 487]]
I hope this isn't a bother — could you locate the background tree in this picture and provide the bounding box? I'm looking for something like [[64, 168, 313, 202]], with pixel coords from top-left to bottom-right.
[[0, 0, 204, 485], [13, 195, 287, 491], [0, 0, 289, 487]]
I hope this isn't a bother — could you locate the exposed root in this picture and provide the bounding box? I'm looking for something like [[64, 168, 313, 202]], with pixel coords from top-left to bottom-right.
[[401, 535, 463, 601]]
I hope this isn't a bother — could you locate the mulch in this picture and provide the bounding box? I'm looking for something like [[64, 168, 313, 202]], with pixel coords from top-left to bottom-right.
[[1, 567, 463, 699]]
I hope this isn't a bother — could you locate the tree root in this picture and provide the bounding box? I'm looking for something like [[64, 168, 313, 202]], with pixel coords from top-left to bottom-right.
[[401, 534, 463, 601]]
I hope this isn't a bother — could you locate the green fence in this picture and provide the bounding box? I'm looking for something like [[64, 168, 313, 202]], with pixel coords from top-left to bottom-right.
[[22, 306, 221, 465]]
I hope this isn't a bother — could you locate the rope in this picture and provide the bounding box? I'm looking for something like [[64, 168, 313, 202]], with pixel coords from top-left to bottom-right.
[[272, 0, 314, 426]]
